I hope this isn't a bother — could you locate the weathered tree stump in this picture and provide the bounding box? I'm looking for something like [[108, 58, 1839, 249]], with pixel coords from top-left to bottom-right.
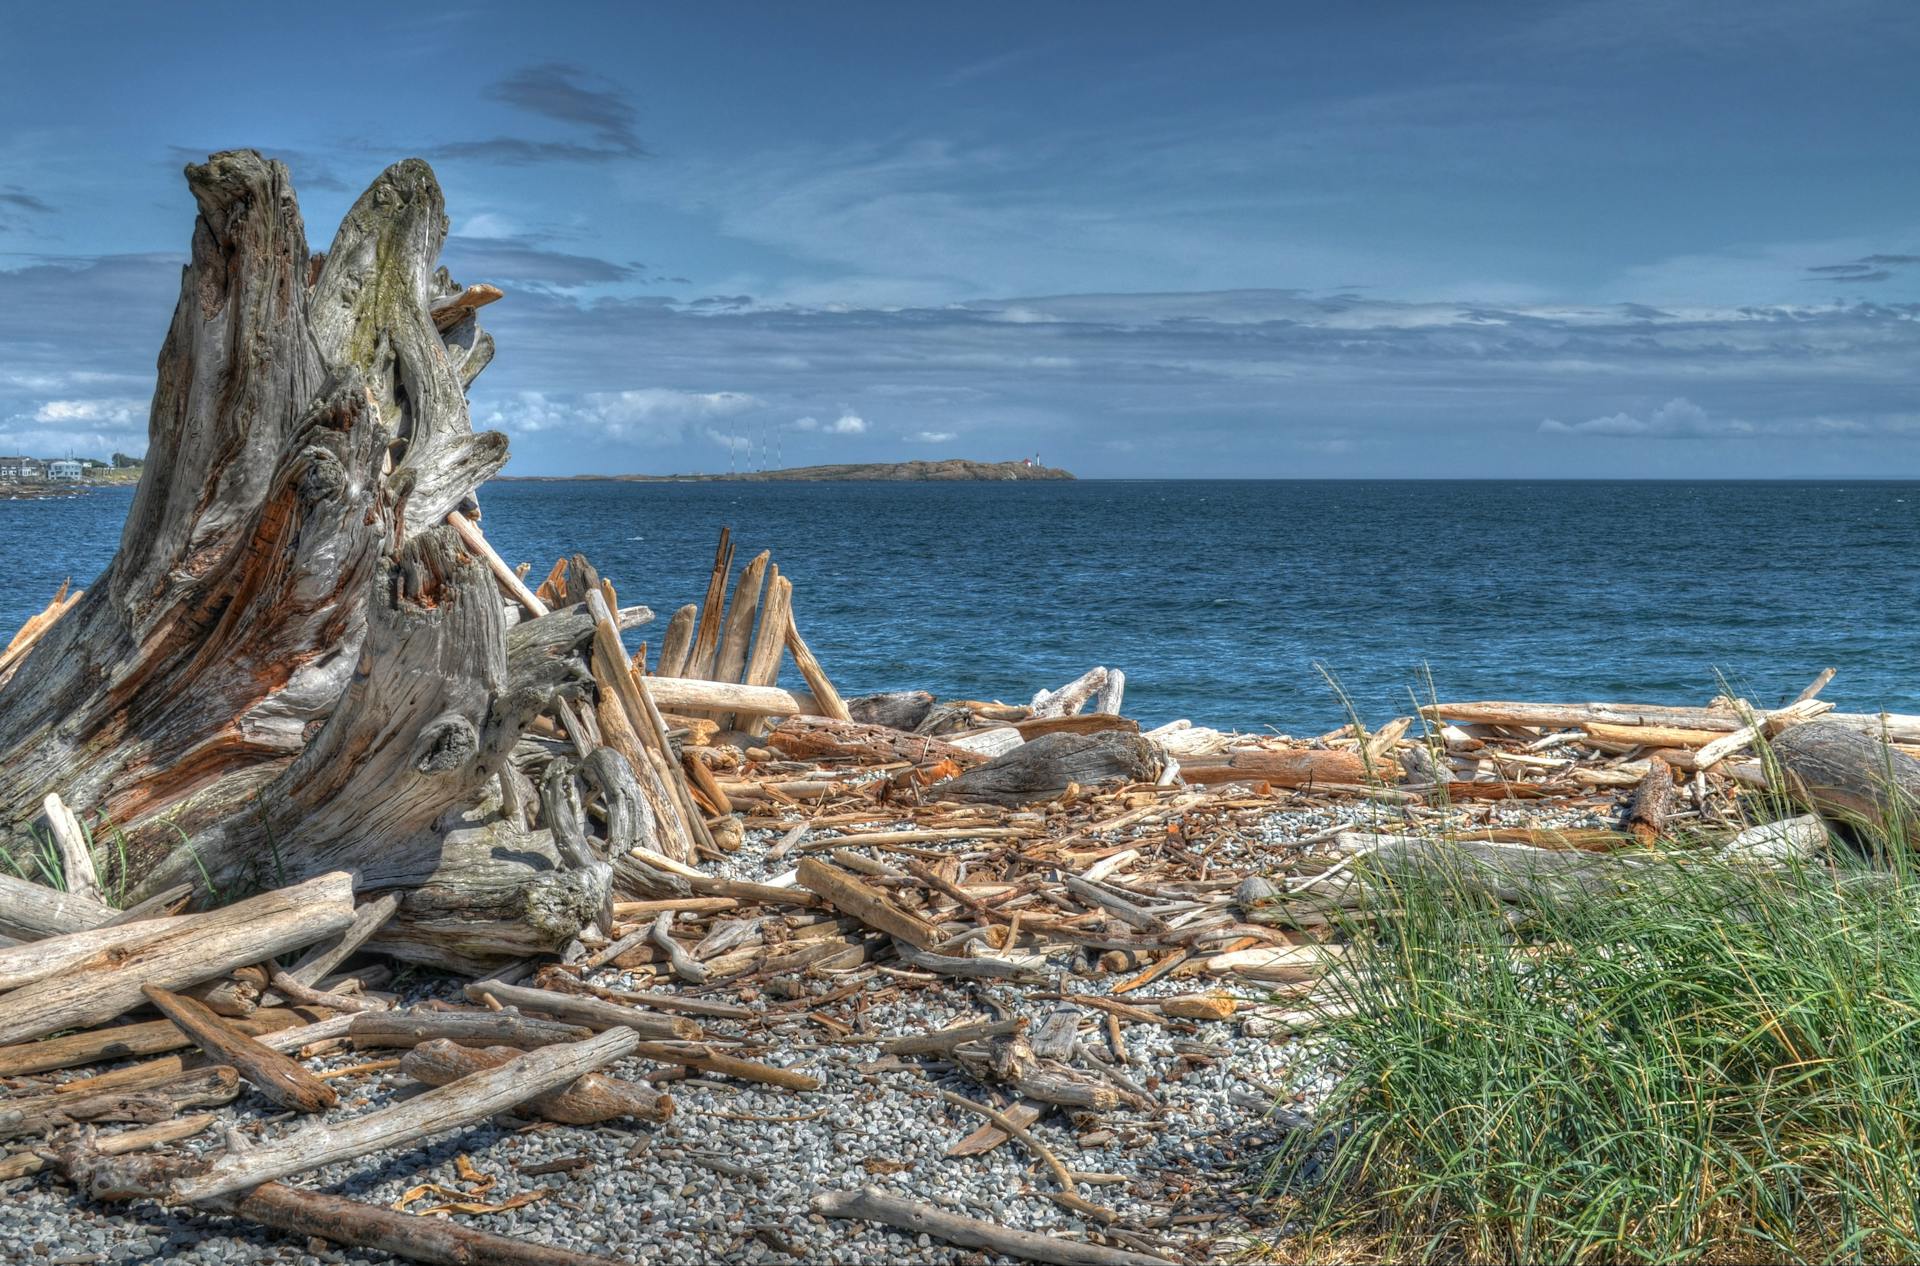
[[0, 152, 613, 967], [1770, 718, 1920, 849]]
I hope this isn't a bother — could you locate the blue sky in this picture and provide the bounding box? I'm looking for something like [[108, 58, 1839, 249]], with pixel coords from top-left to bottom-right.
[[2, 1, 1917, 476]]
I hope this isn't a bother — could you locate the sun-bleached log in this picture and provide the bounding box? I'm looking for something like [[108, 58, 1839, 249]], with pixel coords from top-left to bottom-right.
[[0, 873, 355, 1044]]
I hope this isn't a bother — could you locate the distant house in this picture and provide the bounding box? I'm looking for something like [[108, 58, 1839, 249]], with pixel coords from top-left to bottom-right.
[[46, 459, 84, 482], [0, 456, 45, 482]]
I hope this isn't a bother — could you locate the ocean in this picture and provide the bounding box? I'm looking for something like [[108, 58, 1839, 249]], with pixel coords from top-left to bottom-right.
[[6, 480, 1915, 733]]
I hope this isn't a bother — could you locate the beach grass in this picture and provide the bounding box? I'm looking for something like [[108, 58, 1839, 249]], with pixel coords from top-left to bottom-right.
[[1265, 837, 1920, 1264]]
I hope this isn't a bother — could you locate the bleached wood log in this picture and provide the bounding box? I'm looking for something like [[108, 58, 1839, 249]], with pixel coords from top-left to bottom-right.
[[939, 731, 1158, 805], [49, 1015, 355, 1099], [740, 569, 792, 736], [1031, 667, 1109, 719], [69, 1029, 637, 1204], [0, 871, 117, 941], [641, 677, 811, 717], [0, 872, 355, 1044], [349, 1007, 592, 1051], [655, 603, 698, 677], [443, 510, 548, 617], [711, 549, 770, 688], [783, 607, 851, 722], [0, 1006, 323, 1078], [1693, 698, 1832, 769], [945, 727, 1025, 759], [1771, 718, 1920, 846], [212, 1182, 623, 1266], [0, 871, 353, 993], [1717, 814, 1829, 864], [1093, 669, 1125, 717], [456, 980, 702, 1041], [2, 1066, 240, 1140], [41, 792, 104, 906]]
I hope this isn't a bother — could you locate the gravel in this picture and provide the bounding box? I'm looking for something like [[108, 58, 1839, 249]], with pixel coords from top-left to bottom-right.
[[0, 797, 1586, 1263]]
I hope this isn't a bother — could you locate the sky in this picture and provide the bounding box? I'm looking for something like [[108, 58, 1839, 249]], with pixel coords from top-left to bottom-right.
[[1, 1, 1917, 478]]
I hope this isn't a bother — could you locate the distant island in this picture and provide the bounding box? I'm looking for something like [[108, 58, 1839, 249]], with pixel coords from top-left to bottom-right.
[[499, 458, 1075, 483]]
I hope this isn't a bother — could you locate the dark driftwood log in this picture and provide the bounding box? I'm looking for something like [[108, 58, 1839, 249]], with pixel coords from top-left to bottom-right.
[[938, 732, 1159, 805], [766, 716, 985, 768], [1770, 718, 1920, 847], [1622, 757, 1676, 844], [846, 691, 936, 732], [0, 152, 606, 969]]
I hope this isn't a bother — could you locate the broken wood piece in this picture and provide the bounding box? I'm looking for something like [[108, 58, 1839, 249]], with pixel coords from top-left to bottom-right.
[[209, 1182, 624, 1266], [41, 792, 104, 906], [428, 281, 504, 330], [400, 1039, 672, 1124], [141, 985, 338, 1113], [77, 1029, 640, 1204], [938, 1089, 1115, 1222], [1622, 757, 1675, 844], [796, 858, 940, 948], [0, 1112, 215, 1181], [2, 1065, 240, 1139], [350, 1007, 595, 1051], [630, 1041, 821, 1091], [945, 1098, 1044, 1157], [784, 607, 852, 722], [457, 981, 703, 1041], [811, 1186, 1175, 1266], [444, 510, 548, 617]]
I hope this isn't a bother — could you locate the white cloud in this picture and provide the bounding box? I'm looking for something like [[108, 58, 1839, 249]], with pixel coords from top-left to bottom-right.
[[481, 388, 759, 441], [825, 412, 866, 435], [703, 428, 751, 452], [791, 415, 818, 431], [33, 397, 145, 425], [908, 430, 956, 443], [1540, 396, 1910, 440]]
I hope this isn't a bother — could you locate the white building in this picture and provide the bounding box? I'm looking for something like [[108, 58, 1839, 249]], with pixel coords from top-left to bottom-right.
[[46, 459, 84, 481]]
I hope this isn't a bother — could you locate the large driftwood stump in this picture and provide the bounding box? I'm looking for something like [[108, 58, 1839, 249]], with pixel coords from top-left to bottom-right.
[[1770, 718, 1920, 848], [939, 731, 1158, 805], [0, 152, 611, 967]]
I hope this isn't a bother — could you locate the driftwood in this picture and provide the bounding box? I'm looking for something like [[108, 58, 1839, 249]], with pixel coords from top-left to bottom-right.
[[0, 1112, 215, 1182], [0, 152, 605, 969], [1771, 718, 1920, 846], [1180, 748, 1376, 787], [0, 871, 117, 941], [0, 1006, 323, 1077], [350, 1007, 592, 1051], [141, 985, 337, 1113], [456, 981, 703, 1041], [0, 872, 356, 1043], [846, 691, 936, 731], [399, 1039, 671, 1124], [767, 716, 983, 768], [811, 1186, 1175, 1266], [1, 1066, 241, 1140], [796, 858, 941, 948], [207, 1184, 621, 1266], [1622, 757, 1675, 844], [939, 732, 1159, 805], [68, 1029, 637, 1204]]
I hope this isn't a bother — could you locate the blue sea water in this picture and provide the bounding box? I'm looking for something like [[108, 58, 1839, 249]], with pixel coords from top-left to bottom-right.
[[5, 480, 1915, 733]]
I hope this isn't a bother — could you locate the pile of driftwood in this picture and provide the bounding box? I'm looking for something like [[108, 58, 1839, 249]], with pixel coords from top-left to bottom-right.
[[4, 150, 1919, 1266]]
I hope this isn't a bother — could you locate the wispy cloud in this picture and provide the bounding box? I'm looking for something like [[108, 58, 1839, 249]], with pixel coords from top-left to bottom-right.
[[428, 64, 646, 166]]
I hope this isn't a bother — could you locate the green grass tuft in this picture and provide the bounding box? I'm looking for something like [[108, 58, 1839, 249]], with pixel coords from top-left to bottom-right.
[[1269, 849, 1920, 1264]]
